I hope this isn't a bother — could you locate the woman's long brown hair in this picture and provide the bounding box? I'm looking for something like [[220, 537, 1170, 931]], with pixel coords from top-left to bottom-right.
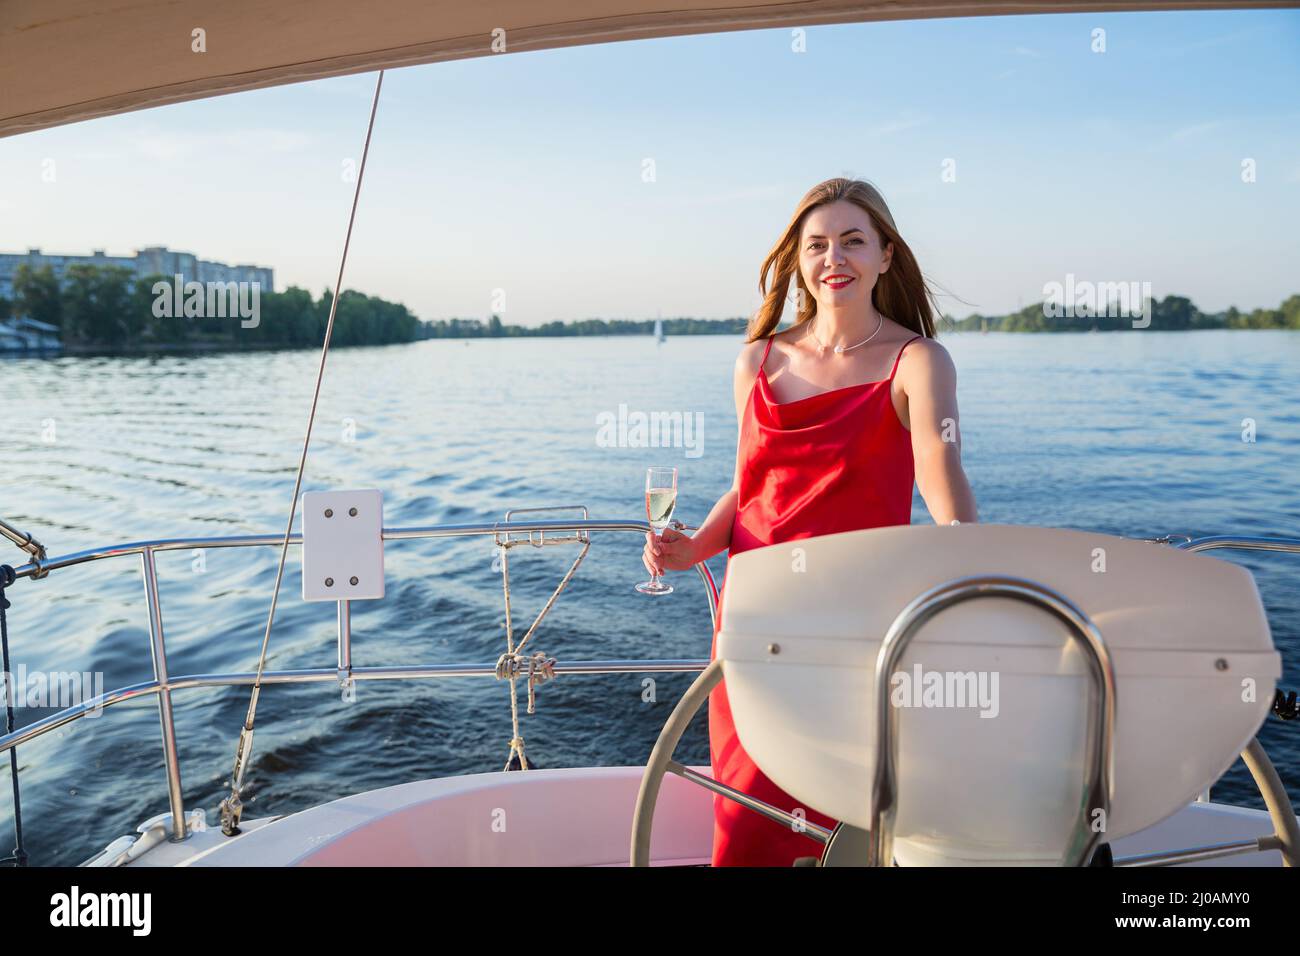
[[747, 178, 943, 343]]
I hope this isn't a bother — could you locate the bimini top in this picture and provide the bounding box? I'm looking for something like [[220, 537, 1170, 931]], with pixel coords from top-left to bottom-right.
[[2, 0, 1294, 139]]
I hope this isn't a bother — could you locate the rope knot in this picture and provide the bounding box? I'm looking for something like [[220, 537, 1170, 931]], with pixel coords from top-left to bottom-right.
[[495, 651, 556, 717]]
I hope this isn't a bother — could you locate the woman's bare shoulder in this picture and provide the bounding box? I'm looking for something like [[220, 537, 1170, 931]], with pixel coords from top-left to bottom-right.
[[897, 334, 956, 388], [903, 334, 952, 363], [738, 324, 802, 369], [735, 336, 769, 378]]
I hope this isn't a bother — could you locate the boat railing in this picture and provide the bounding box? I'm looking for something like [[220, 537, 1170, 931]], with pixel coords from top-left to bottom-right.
[[1, 522, 1297, 860], [0, 516, 718, 847]]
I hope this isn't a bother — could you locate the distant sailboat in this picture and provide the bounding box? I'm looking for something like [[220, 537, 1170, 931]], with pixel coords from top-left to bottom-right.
[[654, 313, 666, 344]]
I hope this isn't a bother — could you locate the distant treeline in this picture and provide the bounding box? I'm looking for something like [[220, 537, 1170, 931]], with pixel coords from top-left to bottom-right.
[[3, 263, 1297, 352], [0, 263, 746, 349], [416, 315, 748, 338], [951, 294, 1300, 332], [0, 264, 421, 349]]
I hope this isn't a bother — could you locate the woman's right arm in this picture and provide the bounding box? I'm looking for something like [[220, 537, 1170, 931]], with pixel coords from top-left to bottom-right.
[[643, 340, 764, 575], [678, 486, 738, 564]]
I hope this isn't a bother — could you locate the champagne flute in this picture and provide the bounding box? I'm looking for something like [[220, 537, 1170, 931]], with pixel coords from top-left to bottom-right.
[[636, 466, 678, 595]]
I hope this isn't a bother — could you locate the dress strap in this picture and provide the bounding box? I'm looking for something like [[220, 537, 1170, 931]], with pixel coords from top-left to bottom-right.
[[759, 335, 775, 375], [888, 335, 923, 381]]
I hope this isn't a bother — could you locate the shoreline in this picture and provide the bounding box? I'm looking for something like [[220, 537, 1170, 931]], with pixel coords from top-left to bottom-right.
[[1, 326, 1296, 360]]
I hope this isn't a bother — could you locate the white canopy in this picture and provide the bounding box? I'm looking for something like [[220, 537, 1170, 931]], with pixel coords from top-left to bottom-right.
[[2, 0, 1293, 138]]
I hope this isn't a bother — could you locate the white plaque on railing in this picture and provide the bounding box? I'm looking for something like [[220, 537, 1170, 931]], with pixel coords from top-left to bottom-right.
[[301, 489, 385, 602]]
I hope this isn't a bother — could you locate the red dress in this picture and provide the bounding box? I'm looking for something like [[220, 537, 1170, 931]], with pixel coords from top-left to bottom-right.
[[708, 331, 923, 866]]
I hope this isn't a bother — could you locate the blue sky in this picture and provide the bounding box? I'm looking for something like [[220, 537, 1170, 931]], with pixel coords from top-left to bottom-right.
[[1, 8, 1297, 325]]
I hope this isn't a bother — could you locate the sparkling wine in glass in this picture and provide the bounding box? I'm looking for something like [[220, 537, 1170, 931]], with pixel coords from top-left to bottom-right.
[[636, 466, 677, 595]]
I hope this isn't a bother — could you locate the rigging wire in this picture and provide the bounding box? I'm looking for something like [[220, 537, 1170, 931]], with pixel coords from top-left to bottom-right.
[[219, 70, 385, 837]]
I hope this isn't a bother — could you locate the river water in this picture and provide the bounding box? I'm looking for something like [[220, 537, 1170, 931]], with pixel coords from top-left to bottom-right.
[[3, 329, 1298, 864]]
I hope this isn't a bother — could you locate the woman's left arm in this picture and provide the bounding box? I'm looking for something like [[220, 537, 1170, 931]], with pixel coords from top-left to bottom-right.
[[901, 338, 979, 525]]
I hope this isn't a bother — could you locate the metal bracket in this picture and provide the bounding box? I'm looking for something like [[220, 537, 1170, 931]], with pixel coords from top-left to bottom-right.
[[0, 517, 48, 579], [495, 505, 591, 549]]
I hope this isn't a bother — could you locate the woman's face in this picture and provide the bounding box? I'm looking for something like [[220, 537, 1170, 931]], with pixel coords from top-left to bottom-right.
[[798, 199, 893, 311]]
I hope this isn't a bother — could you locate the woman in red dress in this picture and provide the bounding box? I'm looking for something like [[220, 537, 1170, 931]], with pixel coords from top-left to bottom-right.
[[643, 177, 979, 866]]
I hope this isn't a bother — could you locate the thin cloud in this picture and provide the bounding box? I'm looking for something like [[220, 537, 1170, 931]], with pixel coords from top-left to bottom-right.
[[1170, 121, 1224, 141], [868, 113, 931, 136], [672, 184, 787, 206], [131, 129, 314, 162], [1014, 46, 1044, 58], [1155, 26, 1267, 58]]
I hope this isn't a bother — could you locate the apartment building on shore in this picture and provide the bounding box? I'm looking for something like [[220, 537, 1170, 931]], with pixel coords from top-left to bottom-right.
[[0, 246, 274, 300]]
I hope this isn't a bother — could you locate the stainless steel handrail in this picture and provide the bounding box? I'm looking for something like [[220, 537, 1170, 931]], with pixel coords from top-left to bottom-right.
[[2, 516, 718, 846], [8, 519, 713, 579], [868, 575, 1115, 867], [141, 547, 186, 843], [1176, 535, 1300, 556], [0, 658, 715, 754]]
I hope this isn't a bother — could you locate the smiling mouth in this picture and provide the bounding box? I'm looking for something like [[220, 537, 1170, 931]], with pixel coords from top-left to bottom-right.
[[823, 276, 855, 288]]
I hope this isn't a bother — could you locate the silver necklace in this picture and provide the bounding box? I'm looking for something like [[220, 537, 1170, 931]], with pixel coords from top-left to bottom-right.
[[809, 310, 884, 355]]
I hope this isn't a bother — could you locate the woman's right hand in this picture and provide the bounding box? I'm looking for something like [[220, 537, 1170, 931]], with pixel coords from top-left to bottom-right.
[[643, 526, 697, 576]]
